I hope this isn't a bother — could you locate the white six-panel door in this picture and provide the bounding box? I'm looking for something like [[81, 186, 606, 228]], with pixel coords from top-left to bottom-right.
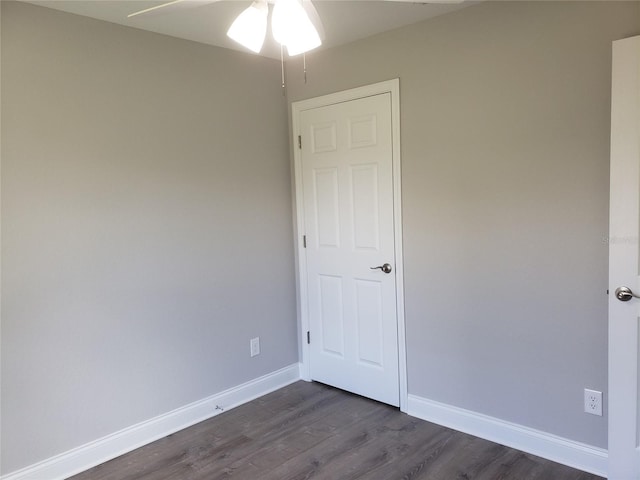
[[609, 35, 640, 480], [299, 92, 400, 406]]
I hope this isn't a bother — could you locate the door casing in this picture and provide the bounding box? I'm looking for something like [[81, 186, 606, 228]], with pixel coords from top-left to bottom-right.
[[291, 79, 407, 412]]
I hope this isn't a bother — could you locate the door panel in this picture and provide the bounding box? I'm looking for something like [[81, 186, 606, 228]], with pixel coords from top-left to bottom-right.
[[319, 274, 344, 357], [355, 278, 384, 367], [609, 35, 640, 479], [311, 122, 337, 153], [301, 93, 399, 407], [351, 164, 380, 249], [313, 168, 340, 247]]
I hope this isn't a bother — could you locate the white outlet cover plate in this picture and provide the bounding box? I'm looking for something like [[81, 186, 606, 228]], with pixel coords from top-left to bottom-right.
[[584, 388, 603, 416], [250, 337, 260, 357]]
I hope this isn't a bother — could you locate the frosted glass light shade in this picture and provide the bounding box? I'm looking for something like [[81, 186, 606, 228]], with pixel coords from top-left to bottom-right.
[[227, 0, 268, 54], [272, 0, 321, 56]]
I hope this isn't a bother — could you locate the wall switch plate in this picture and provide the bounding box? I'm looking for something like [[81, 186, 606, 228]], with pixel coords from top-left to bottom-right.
[[250, 337, 260, 357], [584, 389, 603, 416]]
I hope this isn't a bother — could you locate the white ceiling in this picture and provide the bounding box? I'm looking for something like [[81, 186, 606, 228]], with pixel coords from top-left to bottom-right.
[[26, 0, 472, 59]]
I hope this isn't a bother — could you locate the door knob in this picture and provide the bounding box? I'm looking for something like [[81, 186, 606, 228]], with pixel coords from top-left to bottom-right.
[[615, 286, 640, 302], [370, 263, 392, 274]]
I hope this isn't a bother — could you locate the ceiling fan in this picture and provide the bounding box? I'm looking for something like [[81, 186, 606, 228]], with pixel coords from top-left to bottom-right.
[[127, 0, 465, 57]]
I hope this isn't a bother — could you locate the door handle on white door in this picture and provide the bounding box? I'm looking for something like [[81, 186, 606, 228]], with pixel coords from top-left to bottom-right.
[[370, 263, 392, 274], [615, 286, 640, 302]]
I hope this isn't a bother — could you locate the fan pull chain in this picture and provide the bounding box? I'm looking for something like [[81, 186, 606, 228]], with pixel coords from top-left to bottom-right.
[[281, 44, 285, 95], [303, 53, 307, 84]]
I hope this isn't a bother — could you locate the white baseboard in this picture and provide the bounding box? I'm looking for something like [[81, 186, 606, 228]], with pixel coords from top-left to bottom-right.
[[2, 363, 301, 480], [407, 394, 608, 478]]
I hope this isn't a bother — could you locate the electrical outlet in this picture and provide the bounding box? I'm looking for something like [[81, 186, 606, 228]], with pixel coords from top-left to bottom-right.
[[584, 389, 603, 416], [250, 337, 260, 357]]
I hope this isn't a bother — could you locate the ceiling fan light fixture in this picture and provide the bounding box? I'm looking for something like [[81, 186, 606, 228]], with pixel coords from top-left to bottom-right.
[[226, 0, 268, 54], [272, 0, 321, 56]]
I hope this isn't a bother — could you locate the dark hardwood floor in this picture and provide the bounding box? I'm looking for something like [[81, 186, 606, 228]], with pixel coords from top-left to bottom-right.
[[70, 381, 603, 480]]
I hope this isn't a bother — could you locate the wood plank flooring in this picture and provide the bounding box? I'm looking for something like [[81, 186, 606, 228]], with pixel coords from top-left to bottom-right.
[[70, 381, 603, 480]]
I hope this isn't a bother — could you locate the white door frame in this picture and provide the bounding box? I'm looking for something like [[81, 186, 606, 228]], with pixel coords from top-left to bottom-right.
[[291, 79, 408, 412]]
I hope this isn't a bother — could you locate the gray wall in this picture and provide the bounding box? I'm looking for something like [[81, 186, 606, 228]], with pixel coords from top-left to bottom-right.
[[286, 1, 640, 449], [1, 2, 296, 474]]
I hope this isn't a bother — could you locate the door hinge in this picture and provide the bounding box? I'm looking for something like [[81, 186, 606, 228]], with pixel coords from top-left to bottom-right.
[[298, 135, 302, 149], [307, 331, 310, 344], [303, 235, 307, 248]]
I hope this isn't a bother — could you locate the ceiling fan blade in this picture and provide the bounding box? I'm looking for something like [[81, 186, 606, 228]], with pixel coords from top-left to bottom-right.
[[127, 0, 220, 19], [302, 0, 325, 41]]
